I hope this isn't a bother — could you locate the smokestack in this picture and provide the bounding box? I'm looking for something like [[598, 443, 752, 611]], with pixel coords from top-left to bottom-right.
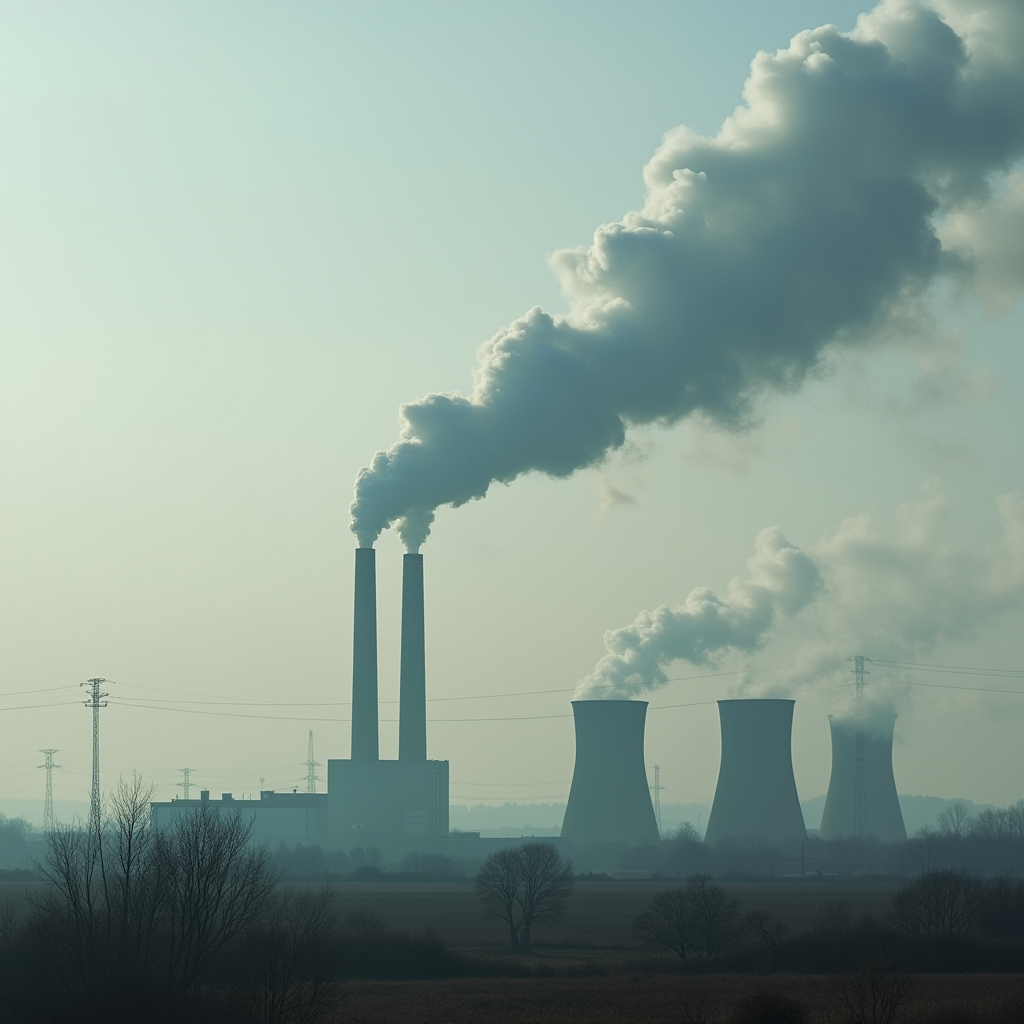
[[351, 547, 379, 761], [704, 699, 806, 846], [818, 712, 906, 842], [561, 700, 660, 846], [399, 552, 426, 761]]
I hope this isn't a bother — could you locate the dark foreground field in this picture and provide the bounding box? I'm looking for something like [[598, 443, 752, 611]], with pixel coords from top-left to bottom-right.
[[341, 974, 1023, 1023]]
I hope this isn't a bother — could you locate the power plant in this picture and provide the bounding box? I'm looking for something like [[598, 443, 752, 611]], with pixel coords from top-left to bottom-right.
[[818, 711, 907, 842], [561, 700, 660, 846], [144, 550, 916, 858], [327, 550, 450, 840], [704, 699, 807, 846]]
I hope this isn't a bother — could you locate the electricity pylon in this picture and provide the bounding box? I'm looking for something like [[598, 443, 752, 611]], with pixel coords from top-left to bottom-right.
[[649, 764, 664, 836], [305, 730, 321, 794], [177, 768, 196, 800], [849, 655, 870, 840], [81, 678, 110, 836], [38, 749, 60, 833]]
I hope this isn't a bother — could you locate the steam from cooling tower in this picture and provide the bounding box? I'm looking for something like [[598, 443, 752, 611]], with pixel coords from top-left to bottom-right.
[[576, 528, 820, 699], [350, 0, 1024, 551]]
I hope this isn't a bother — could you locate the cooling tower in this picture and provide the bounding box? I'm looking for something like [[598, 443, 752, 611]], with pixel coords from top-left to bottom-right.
[[560, 700, 660, 846], [398, 552, 427, 761], [704, 699, 806, 846], [351, 547, 379, 761], [818, 712, 906, 842]]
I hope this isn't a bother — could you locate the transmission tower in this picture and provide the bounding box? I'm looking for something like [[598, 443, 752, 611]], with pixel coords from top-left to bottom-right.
[[81, 678, 110, 835], [305, 730, 321, 794], [177, 768, 197, 801], [38, 749, 61, 832], [649, 764, 664, 836], [849, 655, 870, 840]]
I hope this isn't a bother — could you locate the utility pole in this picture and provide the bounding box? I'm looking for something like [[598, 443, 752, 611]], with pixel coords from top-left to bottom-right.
[[305, 730, 321, 794], [38, 749, 60, 833], [177, 768, 196, 801], [81, 678, 110, 836], [649, 764, 664, 836], [849, 655, 870, 840]]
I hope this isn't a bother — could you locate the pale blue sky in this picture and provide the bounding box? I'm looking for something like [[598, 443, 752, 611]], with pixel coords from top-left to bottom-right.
[[1, 1, 1022, 817]]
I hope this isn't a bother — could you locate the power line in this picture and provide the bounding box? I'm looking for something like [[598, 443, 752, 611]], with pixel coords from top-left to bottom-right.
[[870, 659, 1023, 677]]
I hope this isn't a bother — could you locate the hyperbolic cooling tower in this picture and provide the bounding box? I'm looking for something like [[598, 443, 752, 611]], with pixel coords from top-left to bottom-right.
[[704, 699, 807, 846], [398, 553, 427, 761], [818, 712, 906, 842], [351, 548, 379, 761], [561, 700, 660, 846]]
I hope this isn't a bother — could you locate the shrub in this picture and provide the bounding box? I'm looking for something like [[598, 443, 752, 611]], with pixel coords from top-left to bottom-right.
[[730, 989, 810, 1024]]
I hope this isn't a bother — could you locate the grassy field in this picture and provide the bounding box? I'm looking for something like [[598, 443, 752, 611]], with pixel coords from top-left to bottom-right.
[[339, 974, 1024, 1023], [2, 876, 904, 950], [300, 878, 904, 949]]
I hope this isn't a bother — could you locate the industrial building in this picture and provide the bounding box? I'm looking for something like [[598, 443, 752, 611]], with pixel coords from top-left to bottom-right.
[[151, 789, 328, 843], [704, 698, 807, 846], [561, 699, 660, 846], [818, 711, 907, 842], [327, 549, 450, 843]]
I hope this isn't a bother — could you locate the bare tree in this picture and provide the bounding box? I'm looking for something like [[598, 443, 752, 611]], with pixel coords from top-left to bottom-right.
[[27, 776, 278, 1015], [632, 887, 690, 961], [936, 801, 972, 838], [745, 908, 787, 953], [474, 842, 574, 950], [826, 951, 915, 1024], [234, 886, 340, 1024], [517, 842, 574, 949], [888, 868, 985, 936], [0, 896, 17, 944], [475, 847, 524, 949], [157, 804, 277, 992], [687, 873, 741, 956]]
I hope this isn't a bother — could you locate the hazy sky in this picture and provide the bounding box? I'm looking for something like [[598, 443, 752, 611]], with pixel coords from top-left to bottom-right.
[[2, 0, 1022, 820]]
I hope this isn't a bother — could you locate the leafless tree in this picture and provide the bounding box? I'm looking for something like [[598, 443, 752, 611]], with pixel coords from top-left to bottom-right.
[[687, 873, 741, 956], [0, 896, 17, 944], [936, 801, 972, 838], [826, 951, 916, 1024], [677, 976, 720, 1024], [474, 842, 574, 950], [234, 886, 340, 1024], [888, 868, 985, 936], [475, 847, 524, 949], [156, 803, 277, 992], [517, 842, 575, 949], [632, 887, 690, 960], [745, 908, 788, 953], [27, 775, 278, 1014]]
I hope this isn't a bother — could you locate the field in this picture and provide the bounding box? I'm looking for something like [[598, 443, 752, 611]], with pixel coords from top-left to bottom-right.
[[340, 975, 1024, 1024], [306, 878, 904, 950], [4, 877, 1021, 1022]]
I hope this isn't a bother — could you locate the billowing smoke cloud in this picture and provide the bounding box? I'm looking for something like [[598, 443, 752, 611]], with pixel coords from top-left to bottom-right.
[[575, 528, 822, 699], [351, 0, 1024, 551], [586, 486, 1024, 703]]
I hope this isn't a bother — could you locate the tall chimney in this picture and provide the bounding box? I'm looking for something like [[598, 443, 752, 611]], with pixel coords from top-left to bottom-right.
[[351, 547, 379, 761], [399, 552, 427, 761]]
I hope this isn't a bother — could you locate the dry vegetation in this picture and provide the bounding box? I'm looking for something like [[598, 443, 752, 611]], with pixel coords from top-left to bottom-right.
[[338, 974, 1023, 1024]]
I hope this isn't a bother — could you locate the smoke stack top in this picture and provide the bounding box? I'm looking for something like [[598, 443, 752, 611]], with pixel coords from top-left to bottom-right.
[[350, 0, 1024, 550]]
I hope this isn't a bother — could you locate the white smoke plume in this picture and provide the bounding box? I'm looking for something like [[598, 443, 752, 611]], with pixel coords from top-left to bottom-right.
[[575, 528, 822, 699], [583, 486, 1024, 703], [350, 0, 1024, 551]]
